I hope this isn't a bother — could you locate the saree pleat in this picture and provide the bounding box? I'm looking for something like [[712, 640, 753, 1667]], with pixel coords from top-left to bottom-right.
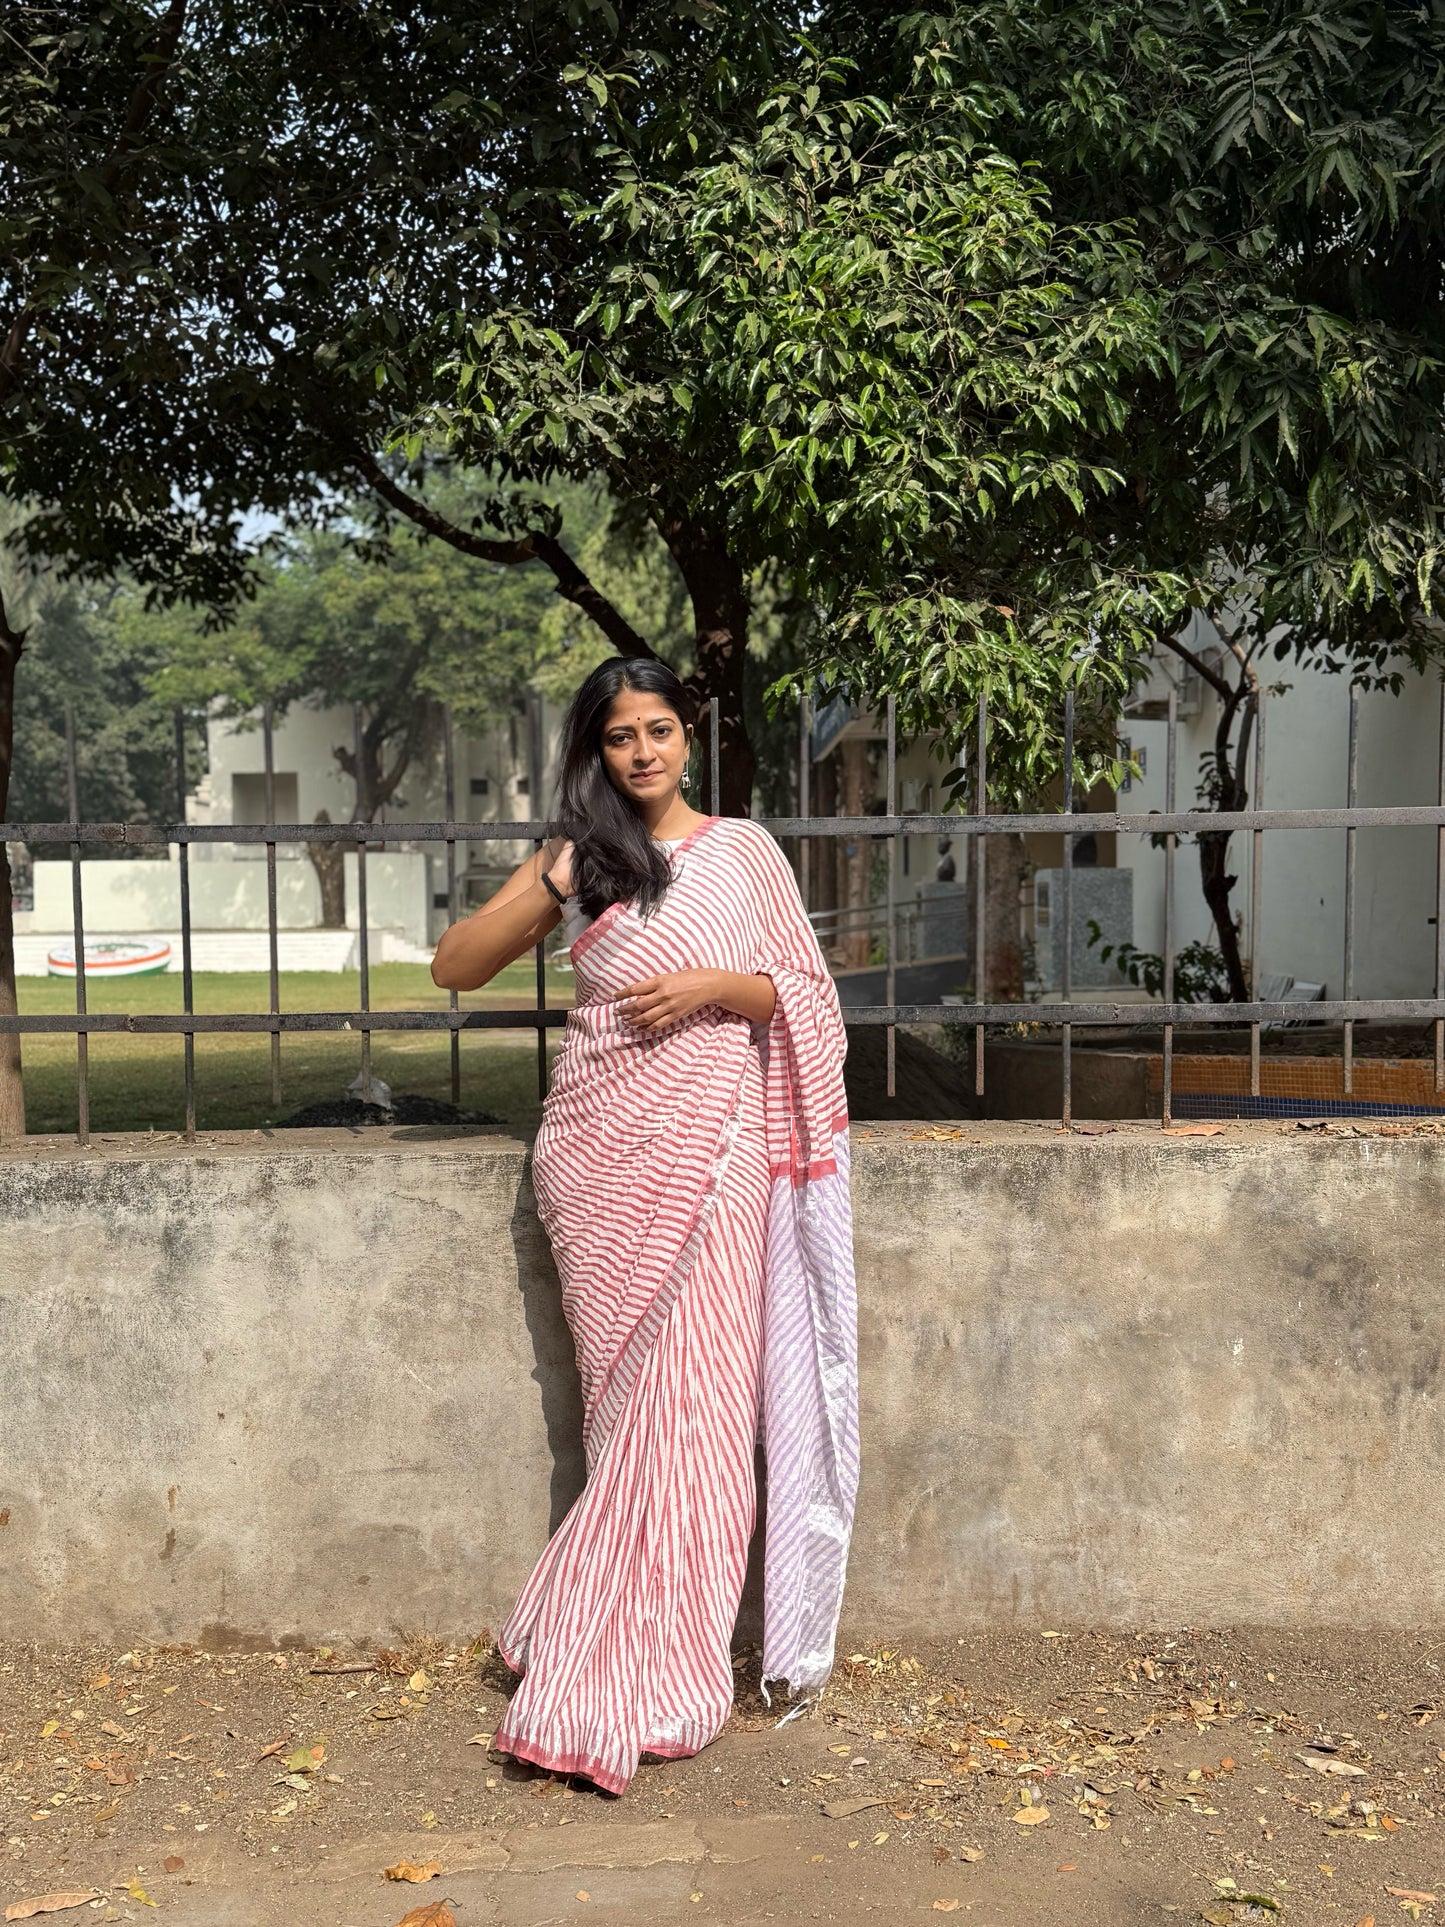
[[495, 816, 858, 1795], [496, 1048, 769, 1793]]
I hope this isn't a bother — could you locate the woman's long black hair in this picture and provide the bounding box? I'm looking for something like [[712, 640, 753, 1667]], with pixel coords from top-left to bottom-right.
[[551, 656, 695, 920]]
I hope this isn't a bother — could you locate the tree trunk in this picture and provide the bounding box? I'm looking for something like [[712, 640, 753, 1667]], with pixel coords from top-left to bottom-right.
[[306, 810, 346, 928], [1154, 629, 1255, 1004], [984, 821, 1027, 1002], [661, 517, 755, 816], [1197, 684, 1253, 1004], [0, 608, 25, 1138], [1198, 829, 1250, 1002]]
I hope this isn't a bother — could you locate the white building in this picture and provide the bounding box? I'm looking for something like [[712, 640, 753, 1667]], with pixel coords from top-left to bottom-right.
[[804, 629, 1445, 1008], [14, 698, 564, 973], [1122, 622, 1442, 1002]]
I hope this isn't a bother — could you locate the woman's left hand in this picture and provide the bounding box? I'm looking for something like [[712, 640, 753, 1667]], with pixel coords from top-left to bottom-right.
[[615, 970, 718, 1032]]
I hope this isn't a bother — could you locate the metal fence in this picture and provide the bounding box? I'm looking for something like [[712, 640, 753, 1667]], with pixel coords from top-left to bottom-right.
[[5, 680, 1445, 1145]]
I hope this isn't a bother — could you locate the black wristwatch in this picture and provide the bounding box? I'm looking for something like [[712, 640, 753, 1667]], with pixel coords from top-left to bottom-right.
[[540, 870, 566, 906]]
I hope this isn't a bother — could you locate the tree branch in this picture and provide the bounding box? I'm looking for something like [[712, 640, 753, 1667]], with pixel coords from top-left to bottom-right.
[[1154, 624, 1235, 702], [343, 441, 656, 661]]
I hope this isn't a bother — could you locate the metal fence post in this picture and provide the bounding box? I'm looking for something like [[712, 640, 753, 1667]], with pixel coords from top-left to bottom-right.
[[1344, 687, 1359, 1095], [1162, 689, 1177, 1127], [1060, 689, 1075, 1129], [262, 703, 281, 1109], [65, 704, 89, 1144], [1436, 678, 1445, 1093], [173, 706, 195, 1138], [1249, 688, 1266, 1097], [528, 688, 547, 1101], [352, 703, 371, 1104], [885, 695, 897, 1099], [443, 705, 460, 1107], [798, 690, 811, 912], [974, 695, 987, 1099]]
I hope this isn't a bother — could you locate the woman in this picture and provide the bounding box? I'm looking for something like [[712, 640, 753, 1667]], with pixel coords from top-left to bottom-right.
[[432, 657, 858, 1796]]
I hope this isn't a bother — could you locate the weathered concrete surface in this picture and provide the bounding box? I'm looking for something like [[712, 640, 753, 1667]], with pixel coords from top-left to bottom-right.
[[1, 1120, 1442, 1642]]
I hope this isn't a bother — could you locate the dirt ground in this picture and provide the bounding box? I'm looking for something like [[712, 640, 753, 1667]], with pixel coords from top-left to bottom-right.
[[3, 1629, 1443, 1925]]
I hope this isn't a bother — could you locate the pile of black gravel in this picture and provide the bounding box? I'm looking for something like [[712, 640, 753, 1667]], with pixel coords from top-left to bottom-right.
[[272, 1093, 502, 1129]]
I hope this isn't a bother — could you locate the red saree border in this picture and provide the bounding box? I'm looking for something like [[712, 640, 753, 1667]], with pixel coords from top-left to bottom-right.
[[566, 815, 723, 969]]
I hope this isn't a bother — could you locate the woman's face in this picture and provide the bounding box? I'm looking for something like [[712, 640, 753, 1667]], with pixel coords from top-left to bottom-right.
[[599, 689, 692, 806]]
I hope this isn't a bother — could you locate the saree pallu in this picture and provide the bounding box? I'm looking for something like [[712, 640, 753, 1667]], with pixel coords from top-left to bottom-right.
[[495, 816, 858, 1795]]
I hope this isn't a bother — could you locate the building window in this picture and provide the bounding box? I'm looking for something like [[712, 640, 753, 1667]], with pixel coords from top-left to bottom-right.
[[470, 777, 489, 797]]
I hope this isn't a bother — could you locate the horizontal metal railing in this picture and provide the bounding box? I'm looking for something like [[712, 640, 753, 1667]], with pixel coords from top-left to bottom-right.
[[3, 678, 1444, 1140]]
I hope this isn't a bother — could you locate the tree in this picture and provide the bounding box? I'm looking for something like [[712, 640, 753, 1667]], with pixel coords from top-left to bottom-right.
[[403, 53, 1172, 821], [1, 0, 802, 1131], [152, 504, 549, 922], [806, 0, 1445, 998]]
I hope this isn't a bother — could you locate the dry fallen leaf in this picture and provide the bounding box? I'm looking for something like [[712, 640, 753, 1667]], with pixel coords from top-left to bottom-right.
[[1298, 1752, 1367, 1776], [123, 1882, 155, 1911], [1163, 1122, 1225, 1136], [394, 1906, 455, 1927], [384, 1861, 442, 1884], [1013, 1805, 1051, 1827], [958, 1847, 984, 1863], [465, 1733, 494, 1747], [162, 1856, 184, 1874], [5, 1895, 101, 1921], [1385, 1892, 1438, 1905], [932, 1903, 960, 1914]]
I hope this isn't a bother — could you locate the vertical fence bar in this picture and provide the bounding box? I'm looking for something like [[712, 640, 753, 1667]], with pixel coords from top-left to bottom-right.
[[1162, 690, 1177, 1128], [974, 694, 987, 1098], [1436, 679, 1445, 1092], [709, 697, 721, 817], [443, 705, 460, 1107], [353, 703, 371, 1103], [885, 694, 897, 1100], [798, 690, 811, 912], [528, 689, 547, 1101], [1343, 687, 1359, 1095], [173, 707, 195, 1138], [1249, 689, 1266, 1097], [65, 704, 89, 1145], [262, 703, 281, 1109], [1060, 689, 1075, 1129]]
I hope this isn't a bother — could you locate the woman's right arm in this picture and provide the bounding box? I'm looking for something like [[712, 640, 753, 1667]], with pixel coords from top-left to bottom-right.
[[430, 840, 573, 992]]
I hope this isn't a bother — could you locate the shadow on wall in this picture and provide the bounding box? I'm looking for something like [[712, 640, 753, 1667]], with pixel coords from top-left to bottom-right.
[[507, 1178, 587, 1536]]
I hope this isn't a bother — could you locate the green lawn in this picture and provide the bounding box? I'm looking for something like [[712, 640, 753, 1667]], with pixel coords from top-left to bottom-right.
[[17, 960, 574, 1137]]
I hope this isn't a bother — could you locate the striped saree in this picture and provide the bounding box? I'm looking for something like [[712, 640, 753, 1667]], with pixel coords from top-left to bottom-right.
[[494, 816, 859, 1795]]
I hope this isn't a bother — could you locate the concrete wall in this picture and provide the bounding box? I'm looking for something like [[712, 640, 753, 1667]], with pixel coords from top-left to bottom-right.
[[2, 1124, 1442, 1645]]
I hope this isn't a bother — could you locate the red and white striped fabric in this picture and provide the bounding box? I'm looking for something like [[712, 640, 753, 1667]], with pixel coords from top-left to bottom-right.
[[494, 816, 859, 1794]]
